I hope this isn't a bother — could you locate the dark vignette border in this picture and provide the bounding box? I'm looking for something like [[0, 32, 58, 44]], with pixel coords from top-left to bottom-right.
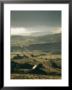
[[0, 2, 3, 90], [0, 0, 71, 89], [69, 0, 72, 87]]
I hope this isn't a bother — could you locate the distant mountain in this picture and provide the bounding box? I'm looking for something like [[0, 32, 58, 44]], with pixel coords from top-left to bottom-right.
[[11, 33, 61, 53], [35, 33, 61, 44], [11, 33, 61, 45]]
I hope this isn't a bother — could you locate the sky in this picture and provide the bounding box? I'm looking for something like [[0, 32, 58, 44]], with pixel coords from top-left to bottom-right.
[[11, 11, 61, 36]]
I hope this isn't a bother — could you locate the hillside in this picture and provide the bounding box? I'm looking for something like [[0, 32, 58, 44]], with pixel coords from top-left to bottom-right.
[[11, 33, 61, 79], [11, 33, 61, 53], [11, 33, 61, 44]]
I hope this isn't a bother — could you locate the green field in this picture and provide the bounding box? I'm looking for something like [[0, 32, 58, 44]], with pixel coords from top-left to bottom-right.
[[11, 33, 61, 79]]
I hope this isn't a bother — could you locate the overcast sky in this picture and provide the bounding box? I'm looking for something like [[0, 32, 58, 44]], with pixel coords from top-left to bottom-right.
[[11, 11, 61, 36]]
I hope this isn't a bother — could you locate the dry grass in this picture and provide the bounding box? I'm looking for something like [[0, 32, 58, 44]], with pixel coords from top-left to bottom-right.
[[11, 51, 61, 79], [11, 73, 61, 79]]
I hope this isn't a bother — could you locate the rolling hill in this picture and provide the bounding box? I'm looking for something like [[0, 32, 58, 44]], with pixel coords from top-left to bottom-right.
[[11, 33, 61, 53]]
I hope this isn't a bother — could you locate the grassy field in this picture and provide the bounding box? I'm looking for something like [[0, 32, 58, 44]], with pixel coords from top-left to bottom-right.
[[11, 34, 61, 79], [11, 51, 61, 79]]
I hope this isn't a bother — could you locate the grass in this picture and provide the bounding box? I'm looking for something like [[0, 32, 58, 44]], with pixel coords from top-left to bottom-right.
[[11, 51, 61, 79], [11, 73, 61, 79]]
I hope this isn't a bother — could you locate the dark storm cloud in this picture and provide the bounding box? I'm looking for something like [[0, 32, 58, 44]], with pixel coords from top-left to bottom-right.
[[11, 11, 61, 36], [11, 11, 61, 28]]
